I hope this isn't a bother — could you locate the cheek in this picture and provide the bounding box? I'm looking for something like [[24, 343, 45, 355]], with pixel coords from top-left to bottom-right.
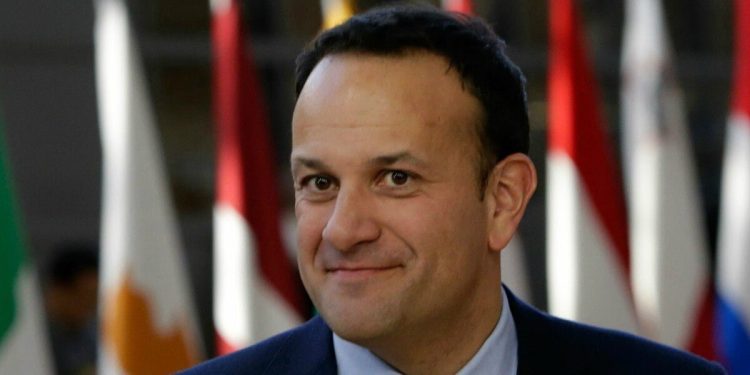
[[399, 194, 486, 270], [295, 203, 330, 269]]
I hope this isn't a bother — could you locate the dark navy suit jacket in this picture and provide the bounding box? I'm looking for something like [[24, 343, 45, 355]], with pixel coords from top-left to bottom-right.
[[182, 288, 725, 374]]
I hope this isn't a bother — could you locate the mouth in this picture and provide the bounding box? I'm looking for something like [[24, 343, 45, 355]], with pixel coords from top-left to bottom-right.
[[326, 266, 400, 282]]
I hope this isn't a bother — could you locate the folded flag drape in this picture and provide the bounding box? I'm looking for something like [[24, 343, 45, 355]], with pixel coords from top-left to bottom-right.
[[95, 0, 203, 372], [621, 0, 714, 356], [546, 0, 638, 333], [212, 0, 306, 354], [716, 0, 750, 372]]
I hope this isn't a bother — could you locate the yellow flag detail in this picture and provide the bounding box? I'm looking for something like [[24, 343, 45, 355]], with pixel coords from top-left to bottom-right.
[[321, 0, 354, 30]]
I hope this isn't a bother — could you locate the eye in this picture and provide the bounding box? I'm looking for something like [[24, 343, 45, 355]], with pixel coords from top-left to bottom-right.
[[384, 170, 410, 186], [308, 175, 333, 191], [296, 174, 337, 202]]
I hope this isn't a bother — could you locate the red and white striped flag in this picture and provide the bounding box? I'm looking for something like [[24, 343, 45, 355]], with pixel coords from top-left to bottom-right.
[[546, 0, 638, 333], [621, 0, 714, 355], [95, 0, 203, 372], [211, 0, 306, 354], [716, 0, 750, 371]]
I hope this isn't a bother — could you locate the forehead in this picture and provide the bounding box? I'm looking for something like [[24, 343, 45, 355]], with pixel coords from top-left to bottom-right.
[[291, 52, 482, 162]]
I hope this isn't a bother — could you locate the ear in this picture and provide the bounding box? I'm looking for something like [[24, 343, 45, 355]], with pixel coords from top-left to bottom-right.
[[485, 153, 537, 252]]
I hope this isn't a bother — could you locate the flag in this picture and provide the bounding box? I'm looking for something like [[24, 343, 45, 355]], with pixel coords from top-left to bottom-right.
[[320, 0, 354, 30], [546, 0, 638, 333], [621, 0, 714, 355], [716, 0, 750, 372], [211, 0, 306, 354], [94, 0, 203, 372], [442, 0, 474, 15], [0, 113, 53, 375]]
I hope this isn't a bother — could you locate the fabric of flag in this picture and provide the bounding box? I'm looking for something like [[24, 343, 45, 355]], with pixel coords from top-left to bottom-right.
[[546, 0, 638, 333], [621, 0, 714, 356], [716, 0, 750, 372], [441, 0, 474, 15], [0, 114, 53, 375], [320, 0, 354, 30], [94, 0, 203, 373], [211, 0, 306, 354]]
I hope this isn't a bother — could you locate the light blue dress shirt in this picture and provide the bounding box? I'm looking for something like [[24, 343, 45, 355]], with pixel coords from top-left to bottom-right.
[[333, 290, 518, 375]]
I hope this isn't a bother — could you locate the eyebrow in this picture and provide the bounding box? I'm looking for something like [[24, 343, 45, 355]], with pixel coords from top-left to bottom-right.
[[368, 152, 427, 168], [290, 156, 329, 176], [290, 151, 428, 175]]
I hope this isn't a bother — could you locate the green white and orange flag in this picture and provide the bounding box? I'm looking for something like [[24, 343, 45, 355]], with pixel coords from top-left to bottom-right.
[[94, 0, 203, 373], [0, 112, 53, 374], [321, 0, 354, 30]]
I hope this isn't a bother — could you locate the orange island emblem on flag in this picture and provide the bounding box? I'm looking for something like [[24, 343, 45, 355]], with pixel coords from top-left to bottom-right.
[[103, 273, 198, 374]]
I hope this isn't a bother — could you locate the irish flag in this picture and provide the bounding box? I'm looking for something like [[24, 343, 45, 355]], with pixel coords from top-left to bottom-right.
[[716, 0, 750, 372], [212, 0, 306, 353], [0, 114, 53, 375], [546, 0, 638, 333], [95, 0, 203, 372]]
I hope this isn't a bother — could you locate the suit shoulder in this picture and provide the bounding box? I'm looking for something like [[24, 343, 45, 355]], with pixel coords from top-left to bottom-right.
[[179, 317, 334, 375], [548, 317, 723, 374], [506, 289, 724, 374]]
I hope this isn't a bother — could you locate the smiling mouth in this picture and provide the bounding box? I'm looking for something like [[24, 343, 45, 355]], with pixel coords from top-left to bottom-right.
[[326, 266, 400, 281]]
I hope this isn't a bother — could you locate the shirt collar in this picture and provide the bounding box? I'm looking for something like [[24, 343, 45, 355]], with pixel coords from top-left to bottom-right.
[[333, 289, 518, 375]]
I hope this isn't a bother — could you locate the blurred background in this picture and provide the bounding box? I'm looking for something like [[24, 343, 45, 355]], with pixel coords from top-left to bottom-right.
[[0, 0, 737, 372]]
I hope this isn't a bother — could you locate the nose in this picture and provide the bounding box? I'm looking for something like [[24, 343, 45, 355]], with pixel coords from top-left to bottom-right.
[[321, 187, 381, 252]]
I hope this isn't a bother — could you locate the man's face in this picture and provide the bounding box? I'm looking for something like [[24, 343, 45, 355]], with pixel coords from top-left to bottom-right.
[[291, 52, 497, 343]]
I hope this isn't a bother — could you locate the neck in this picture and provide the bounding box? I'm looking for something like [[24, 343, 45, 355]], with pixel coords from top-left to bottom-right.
[[366, 265, 502, 375]]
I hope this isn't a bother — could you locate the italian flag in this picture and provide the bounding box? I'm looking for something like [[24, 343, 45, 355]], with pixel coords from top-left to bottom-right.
[[0, 114, 53, 374]]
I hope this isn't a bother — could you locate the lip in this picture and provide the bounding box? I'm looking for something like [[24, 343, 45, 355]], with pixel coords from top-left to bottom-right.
[[326, 266, 399, 282]]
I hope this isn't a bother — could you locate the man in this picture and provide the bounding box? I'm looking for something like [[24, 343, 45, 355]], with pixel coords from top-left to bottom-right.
[[44, 243, 99, 375], [184, 5, 724, 374]]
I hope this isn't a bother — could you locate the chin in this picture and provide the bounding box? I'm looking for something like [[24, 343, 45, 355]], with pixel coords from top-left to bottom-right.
[[318, 299, 399, 343]]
